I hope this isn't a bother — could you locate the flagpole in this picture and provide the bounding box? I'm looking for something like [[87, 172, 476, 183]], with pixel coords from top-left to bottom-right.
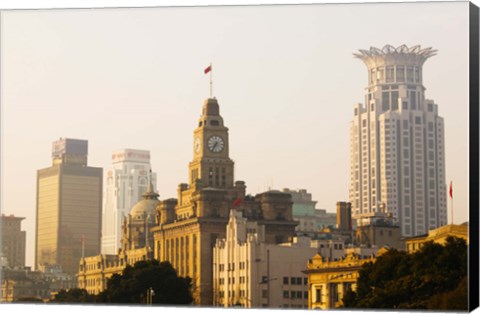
[[210, 63, 213, 98], [450, 181, 454, 225], [451, 187, 454, 225]]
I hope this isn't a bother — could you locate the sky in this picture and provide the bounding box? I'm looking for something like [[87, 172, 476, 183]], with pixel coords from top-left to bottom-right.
[[0, 0, 471, 269]]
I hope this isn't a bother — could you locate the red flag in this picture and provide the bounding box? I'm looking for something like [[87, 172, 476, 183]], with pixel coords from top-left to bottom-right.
[[449, 181, 453, 198], [232, 198, 243, 208], [204, 65, 212, 74]]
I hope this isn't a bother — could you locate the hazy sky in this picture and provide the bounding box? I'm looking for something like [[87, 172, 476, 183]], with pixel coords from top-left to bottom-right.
[[1, 1, 470, 268]]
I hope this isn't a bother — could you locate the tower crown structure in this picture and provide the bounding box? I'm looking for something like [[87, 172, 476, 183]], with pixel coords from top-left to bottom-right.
[[354, 44, 437, 87]]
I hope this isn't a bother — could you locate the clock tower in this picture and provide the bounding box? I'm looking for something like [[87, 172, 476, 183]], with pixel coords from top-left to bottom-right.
[[189, 97, 234, 189]]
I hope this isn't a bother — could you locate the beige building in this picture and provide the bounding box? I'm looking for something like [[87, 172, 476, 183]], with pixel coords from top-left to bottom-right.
[[405, 223, 468, 253], [152, 98, 297, 305], [78, 181, 159, 295], [213, 210, 319, 309], [1, 214, 26, 268], [355, 217, 405, 250], [304, 251, 378, 309], [36, 138, 103, 275]]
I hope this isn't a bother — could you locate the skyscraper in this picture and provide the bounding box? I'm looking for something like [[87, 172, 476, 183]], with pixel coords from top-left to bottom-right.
[[35, 138, 103, 275], [350, 45, 448, 237], [101, 149, 157, 255]]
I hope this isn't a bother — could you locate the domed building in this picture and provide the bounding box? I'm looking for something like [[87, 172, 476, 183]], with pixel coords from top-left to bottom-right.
[[121, 182, 159, 252], [78, 176, 160, 295]]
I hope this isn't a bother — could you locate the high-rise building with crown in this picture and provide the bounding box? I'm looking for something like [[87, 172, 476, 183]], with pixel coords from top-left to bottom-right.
[[152, 98, 297, 305], [35, 138, 103, 275], [350, 45, 448, 237], [101, 149, 157, 255]]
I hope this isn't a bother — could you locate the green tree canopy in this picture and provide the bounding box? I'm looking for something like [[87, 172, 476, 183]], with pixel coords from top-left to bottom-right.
[[96, 259, 193, 305], [49, 288, 94, 303], [343, 236, 468, 310]]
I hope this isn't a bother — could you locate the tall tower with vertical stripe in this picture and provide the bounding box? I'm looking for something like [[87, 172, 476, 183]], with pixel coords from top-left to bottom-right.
[[350, 45, 447, 236]]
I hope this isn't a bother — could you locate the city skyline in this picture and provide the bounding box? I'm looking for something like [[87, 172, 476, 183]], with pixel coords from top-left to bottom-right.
[[1, 2, 470, 268]]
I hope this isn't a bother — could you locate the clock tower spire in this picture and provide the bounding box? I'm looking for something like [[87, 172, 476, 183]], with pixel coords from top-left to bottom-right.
[[189, 97, 234, 189]]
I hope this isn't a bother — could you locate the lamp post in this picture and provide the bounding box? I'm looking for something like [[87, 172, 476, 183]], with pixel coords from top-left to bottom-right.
[[258, 250, 277, 308], [146, 287, 155, 305]]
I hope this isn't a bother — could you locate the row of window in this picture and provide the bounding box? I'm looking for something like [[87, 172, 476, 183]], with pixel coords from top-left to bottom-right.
[[283, 290, 308, 299], [283, 277, 308, 285]]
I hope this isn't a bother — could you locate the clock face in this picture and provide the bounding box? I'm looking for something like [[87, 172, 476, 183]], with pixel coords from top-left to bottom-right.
[[194, 137, 201, 153], [207, 135, 224, 153]]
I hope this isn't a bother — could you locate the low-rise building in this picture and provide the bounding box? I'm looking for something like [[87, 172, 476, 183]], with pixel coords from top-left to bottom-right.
[[355, 218, 405, 250], [1, 266, 75, 302], [303, 251, 379, 309], [405, 223, 468, 253]]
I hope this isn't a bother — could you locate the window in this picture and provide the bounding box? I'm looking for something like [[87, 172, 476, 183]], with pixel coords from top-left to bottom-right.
[[304, 277, 308, 285], [304, 291, 309, 299], [391, 91, 399, 110], [283, 291, 289, 298], [410, 91, 417, 109], [262, 289, 268, 298], [382, 92, 390, 111], [396, 65, 405, 82], [415, 117, 422, 124], [386, 66, 395, 82], [428, 103, 433, 112], [315, 287, 322, 303], [283, 277, 289, 285], [407, 66, 414, 82], [210, 120, 219, 126]]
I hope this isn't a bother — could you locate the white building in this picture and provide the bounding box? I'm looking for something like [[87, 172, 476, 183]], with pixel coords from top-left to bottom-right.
[[350, 45, 448, 237], [101, 149, 157, 255], [213, 210, 344, 309]]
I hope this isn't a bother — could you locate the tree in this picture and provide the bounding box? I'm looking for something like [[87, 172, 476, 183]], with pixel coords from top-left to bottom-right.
[[96, 259, 193, 305], [49, 288, 95, 303], [343, 236, 468, 310]]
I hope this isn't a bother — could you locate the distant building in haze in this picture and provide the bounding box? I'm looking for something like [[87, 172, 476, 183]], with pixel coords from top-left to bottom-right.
[[350, 45, 448, 236], [35, 138, 102, 275], [1, 214, 26, 268], [101, 149, 157, 255], [282, 188, 336, 234]]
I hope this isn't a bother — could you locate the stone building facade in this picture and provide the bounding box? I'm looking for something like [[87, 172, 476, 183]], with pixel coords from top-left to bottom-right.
[[152, 98, 297, 305]]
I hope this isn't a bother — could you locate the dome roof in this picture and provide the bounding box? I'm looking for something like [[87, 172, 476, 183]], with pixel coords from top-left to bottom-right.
[[130, 199, 160, 219], [130, 181, 160, 219]]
